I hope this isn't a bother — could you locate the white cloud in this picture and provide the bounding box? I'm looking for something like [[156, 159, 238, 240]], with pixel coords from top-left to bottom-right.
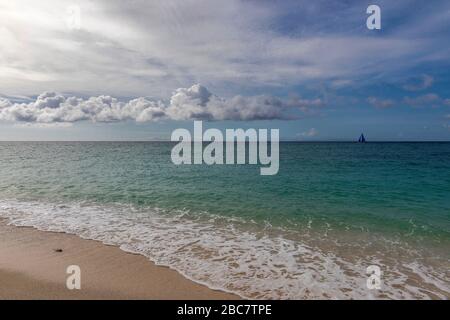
[[367, 97, 395, 109], [13, 122, 73, 128], [402, 75, 434, 91], [366, 94, 450, 109], [0, 84, 323, 123], [298, 128, 319, 137], [1, 1, 448, 97], [403, 94, 443, 107]]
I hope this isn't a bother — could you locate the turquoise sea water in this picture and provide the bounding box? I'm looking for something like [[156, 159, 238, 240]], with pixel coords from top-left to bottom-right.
[[0, 142, 449, 299]]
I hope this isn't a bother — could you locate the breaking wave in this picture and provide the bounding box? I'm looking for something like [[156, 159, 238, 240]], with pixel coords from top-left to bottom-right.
[[0, 198, 448, 299]]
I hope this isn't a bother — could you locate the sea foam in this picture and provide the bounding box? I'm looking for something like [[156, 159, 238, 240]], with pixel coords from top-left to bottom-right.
[[0, 198, 448, 299]]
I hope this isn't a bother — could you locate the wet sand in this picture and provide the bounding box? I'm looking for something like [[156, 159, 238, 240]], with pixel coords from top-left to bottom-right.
[[0, 220, 238, 300]]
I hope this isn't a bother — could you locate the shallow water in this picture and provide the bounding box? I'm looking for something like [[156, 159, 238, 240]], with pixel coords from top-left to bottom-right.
[[0, 142, 449, 299]]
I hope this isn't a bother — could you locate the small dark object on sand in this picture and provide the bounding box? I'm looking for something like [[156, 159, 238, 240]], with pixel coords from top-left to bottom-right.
[[54, 248, 63, 253]]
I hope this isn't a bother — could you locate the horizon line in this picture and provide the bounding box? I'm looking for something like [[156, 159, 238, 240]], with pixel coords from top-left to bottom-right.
[[0, 140, 449, 143]]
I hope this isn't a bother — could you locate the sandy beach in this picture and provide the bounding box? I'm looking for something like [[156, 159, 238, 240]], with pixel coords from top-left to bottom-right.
[[0, 219, 238, 300]]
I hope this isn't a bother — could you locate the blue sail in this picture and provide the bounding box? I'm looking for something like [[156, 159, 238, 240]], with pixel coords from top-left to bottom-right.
[[358, 133, 366, 143]]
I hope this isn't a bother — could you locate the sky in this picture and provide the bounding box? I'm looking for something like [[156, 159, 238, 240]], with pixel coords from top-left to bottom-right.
[[0, 0, 449, 141]]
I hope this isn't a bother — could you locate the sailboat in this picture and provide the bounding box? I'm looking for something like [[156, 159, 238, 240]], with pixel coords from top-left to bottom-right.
[[358, 133, 366, 143]]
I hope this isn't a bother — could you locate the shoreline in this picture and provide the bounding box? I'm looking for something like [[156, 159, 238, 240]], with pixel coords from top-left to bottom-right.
[[0, 220, 239, 300]]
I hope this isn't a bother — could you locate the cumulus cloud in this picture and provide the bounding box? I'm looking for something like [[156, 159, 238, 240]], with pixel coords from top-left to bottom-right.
[[0, 92, 166, 123], [0, 84, 323, 123]]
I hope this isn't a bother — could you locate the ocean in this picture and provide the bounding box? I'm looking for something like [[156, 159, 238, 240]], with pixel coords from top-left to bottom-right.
[[0, 141, 449, 299]]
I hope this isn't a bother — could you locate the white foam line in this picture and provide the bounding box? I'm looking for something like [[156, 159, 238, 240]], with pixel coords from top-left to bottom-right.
[[0, 199, 448, 299]]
